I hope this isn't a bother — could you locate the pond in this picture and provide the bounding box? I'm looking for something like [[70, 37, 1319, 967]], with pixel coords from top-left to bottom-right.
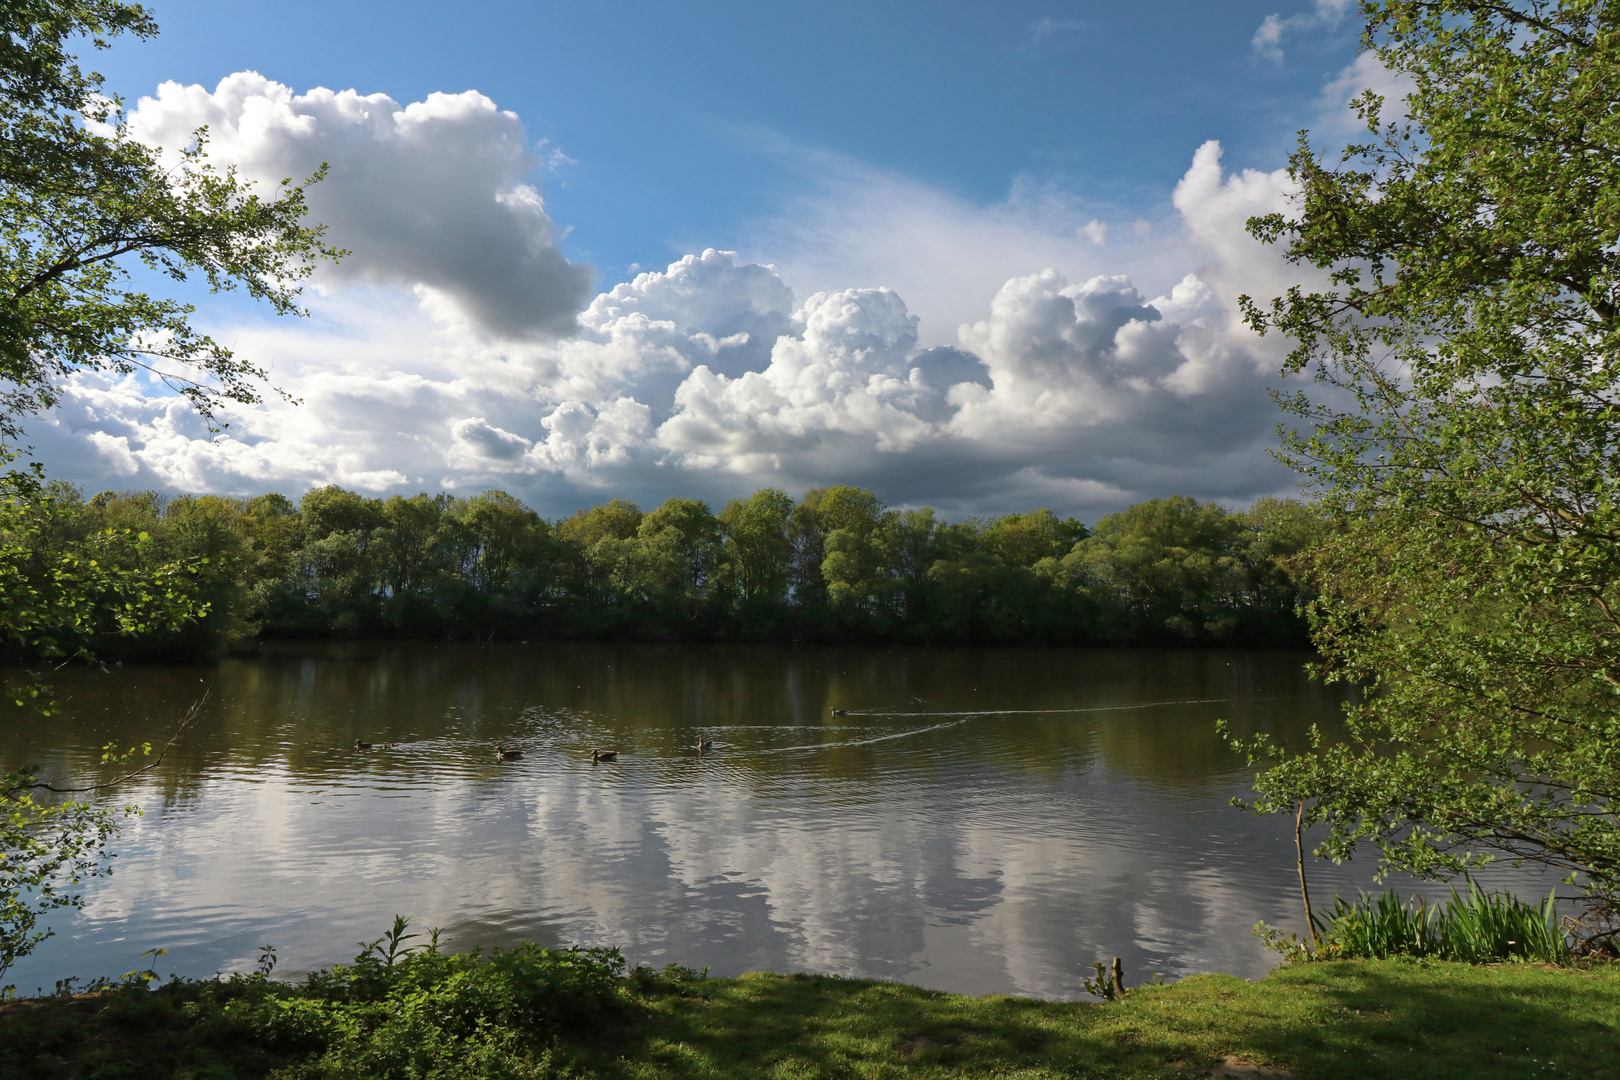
[[1, 641, 1547, 999]]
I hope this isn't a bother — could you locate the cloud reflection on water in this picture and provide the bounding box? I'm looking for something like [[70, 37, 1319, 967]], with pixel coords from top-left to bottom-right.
[[1, 644, 1547, 998]]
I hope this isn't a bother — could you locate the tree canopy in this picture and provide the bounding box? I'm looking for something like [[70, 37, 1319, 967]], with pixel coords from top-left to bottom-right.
[[0, 0, 338, 434], [0, 482, 1325, 654], [1240, 0, 1620, 935]]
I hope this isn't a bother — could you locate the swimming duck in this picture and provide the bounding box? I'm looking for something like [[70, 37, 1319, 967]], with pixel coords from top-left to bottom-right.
[[354, 739, 374, 750], [697, 738, 714, 753], [591, 749, 617, 763], [495, 745, 523, 761], [830, 708, 849, 716]]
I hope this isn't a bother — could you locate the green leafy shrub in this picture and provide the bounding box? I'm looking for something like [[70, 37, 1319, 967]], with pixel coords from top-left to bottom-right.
[[1307, 882, 1570, 964], [235, 920, 626, 1078], [1, 918, 628, 1079]]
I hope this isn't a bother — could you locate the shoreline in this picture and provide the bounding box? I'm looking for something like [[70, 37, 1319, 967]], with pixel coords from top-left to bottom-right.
[[3, 954, 1617, 1079]]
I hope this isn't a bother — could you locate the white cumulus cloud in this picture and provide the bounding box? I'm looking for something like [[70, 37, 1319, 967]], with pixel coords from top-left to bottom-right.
[[23, 70, 1323, 520], [1252, 0, 1355, 63], [127, 72, 593, 339]]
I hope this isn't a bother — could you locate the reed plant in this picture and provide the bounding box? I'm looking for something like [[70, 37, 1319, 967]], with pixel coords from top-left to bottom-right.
[[1311, 881, 1570, 963]]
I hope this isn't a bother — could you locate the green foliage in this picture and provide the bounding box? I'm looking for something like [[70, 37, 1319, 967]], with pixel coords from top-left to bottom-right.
[[0, 478, 1328, 649], [0, 768, 126, 989], [0, 464, 210, 989], [579, 498, 722, 633], [716, 488, 795, 606], [1261, 883, 1571, 965], [980, 509, 1087, 569], [300, 486, 384, 540], [0, 0, 341, 434], [1057, 496, 1324, 644], [1068, 496, 1246, 641], [639, 497, 722, 593], [556, 498, 642, 549], [0, 919, 627, 1078], [457, 490, 554, 596], [1426, 885, 1567, 964], [1238, 0, 1620, 925], [0, 465, 208, 671], [253, 925, 625, 1079]]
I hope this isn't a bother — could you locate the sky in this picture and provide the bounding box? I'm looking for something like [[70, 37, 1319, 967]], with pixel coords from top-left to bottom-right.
[[20, 0, 1397, 520]]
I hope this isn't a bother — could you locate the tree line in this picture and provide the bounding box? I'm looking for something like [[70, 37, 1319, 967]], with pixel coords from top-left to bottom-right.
[[6, 480, 1325, 655]]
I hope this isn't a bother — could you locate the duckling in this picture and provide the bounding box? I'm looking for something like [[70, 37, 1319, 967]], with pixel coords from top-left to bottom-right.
[[697, 738, 714, 753], [830, 708, 849, 716], [591, 749, 617, 763], [495, 745, 523, 761], [354, 739, 374, 750]]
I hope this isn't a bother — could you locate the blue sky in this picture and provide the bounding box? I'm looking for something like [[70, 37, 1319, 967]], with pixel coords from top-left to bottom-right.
[[34, 1, 1381, 518], [100, 1, 1356, 281]]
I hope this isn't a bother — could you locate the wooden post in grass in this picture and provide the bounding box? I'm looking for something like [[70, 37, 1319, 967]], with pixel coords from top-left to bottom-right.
[[1110, 956, 1124, 998]]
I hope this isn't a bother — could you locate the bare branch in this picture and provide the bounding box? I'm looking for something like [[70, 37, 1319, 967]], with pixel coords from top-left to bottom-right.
[[16, 691, 208, 795]]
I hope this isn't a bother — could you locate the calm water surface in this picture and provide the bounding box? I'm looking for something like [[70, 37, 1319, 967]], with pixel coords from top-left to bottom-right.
[[2, 642, 1544, 998]]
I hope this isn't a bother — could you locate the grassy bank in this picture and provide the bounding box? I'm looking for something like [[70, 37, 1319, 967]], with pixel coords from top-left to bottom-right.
[[2, 953, 1617, 1079]]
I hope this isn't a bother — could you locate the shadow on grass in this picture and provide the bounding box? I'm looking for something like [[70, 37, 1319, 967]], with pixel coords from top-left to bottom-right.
[[618, 971, 1204, 1079], [0, 985, 284, 1079], [1225, 959, 1620, 1080], [614, 962, 1620, 1080]]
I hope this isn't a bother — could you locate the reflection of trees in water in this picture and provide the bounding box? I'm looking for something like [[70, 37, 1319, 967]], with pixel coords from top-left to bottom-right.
[[4, 644, 1348, 807], [0, 642, 1376, 994]]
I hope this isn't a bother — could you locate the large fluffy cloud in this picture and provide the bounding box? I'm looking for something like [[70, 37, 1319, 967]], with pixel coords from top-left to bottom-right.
[[128, 73, 593, 338], [23, 72, 1329, 519]]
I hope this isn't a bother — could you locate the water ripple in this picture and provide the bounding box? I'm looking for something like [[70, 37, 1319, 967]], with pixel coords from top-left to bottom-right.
[[0, 642, 1554, 1000]]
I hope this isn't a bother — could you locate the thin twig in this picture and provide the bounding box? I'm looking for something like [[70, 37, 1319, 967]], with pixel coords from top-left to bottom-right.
[[18, 691, 209, 795]]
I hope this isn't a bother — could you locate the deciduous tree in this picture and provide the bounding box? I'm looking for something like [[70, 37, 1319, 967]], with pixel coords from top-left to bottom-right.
[[1238, 0, 1620, 931], [0, 0, 338, 433]]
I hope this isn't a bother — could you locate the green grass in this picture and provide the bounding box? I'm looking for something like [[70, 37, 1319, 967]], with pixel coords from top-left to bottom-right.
[[609, 960, 1620, 1079], [3, 955, 1618, 1079]]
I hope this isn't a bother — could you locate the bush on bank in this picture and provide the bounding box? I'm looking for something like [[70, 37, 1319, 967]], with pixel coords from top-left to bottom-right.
[[2, 924, 636, 1080]]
